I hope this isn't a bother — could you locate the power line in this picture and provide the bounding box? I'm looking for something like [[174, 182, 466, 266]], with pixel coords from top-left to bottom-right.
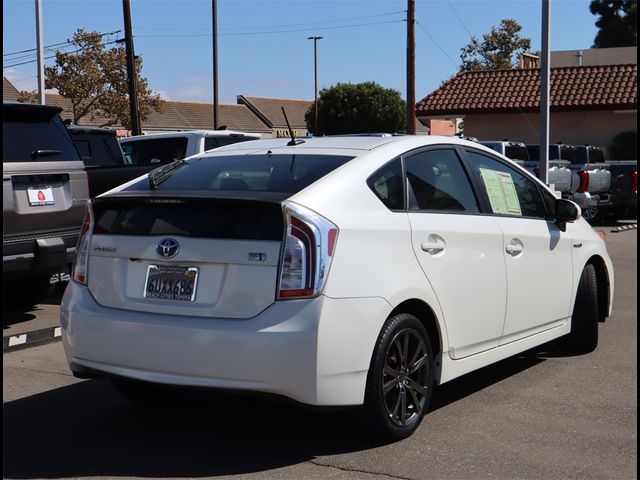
[[3, 39, 120, 69], [415, 20, 459, 69], [3, 30, 122, 57], [445, 0, 475, 40], [136, 19, 405, 38], [134, 10, 407, 33]]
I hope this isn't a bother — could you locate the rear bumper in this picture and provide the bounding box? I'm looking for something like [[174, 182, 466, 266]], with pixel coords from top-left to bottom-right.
[[60, 282, 391, 406], [3, 231, 78, 276]]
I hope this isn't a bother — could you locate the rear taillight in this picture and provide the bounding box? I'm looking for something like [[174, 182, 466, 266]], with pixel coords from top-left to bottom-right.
[[630, 170, 637, 193], [277, 202, 338, 300], [533, 167, 540, 178], [577, 171, 590, 193], [72, 201, 94, 285]]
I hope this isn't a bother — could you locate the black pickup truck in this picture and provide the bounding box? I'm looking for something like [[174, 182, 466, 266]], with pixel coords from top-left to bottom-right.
[[66, 126, 164, 197]]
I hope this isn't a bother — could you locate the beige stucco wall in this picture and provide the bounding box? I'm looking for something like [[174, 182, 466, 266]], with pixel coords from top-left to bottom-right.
[[462, 110, 637, 153], [551, 47, 637, 68]]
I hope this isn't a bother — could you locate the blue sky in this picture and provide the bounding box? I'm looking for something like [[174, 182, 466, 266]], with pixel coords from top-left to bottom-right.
[[4, 0, 599, 104]]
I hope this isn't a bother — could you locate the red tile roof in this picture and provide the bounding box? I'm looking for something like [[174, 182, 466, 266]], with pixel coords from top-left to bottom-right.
[[416, 64, 637, 116]]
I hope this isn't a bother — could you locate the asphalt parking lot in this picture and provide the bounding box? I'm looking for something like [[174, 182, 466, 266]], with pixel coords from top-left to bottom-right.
[[3, 223, 637, 480]]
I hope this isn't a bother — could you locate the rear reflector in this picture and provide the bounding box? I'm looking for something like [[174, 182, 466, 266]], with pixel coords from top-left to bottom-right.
[[631, 170, 637, 193]]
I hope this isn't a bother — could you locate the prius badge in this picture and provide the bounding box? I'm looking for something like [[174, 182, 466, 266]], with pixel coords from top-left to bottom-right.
[[157, 238, 180, 259]]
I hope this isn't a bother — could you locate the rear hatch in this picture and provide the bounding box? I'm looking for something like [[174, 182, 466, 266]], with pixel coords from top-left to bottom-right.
[[88, 195, 284, 318], [84, 149, 355, 318], [3, 103, 88, 242]]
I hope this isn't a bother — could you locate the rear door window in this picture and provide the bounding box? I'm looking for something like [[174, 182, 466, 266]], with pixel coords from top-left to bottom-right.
[[147, 153, 354, 194], [3, 104, 80, 162], [120, 137, 188, 165], [405, 148, 480, 213]]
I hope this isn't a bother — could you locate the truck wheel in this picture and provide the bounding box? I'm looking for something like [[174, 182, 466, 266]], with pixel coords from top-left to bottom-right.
[[581, 206, 599, 223], [565, 264, 599, 353]]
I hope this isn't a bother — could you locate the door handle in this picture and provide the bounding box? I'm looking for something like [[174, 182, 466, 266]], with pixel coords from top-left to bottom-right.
[[421, 235, 446, 255], [505, 239, 524, 256]]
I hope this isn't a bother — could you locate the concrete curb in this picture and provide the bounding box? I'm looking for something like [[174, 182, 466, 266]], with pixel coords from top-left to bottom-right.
[[3, 326, 62, 353]]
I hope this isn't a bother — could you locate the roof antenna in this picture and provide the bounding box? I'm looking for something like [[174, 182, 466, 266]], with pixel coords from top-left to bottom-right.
[[281, 107, 304, 146]]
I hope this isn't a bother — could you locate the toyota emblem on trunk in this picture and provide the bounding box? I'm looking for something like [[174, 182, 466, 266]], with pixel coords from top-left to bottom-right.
[[157, 238, 179, 259]]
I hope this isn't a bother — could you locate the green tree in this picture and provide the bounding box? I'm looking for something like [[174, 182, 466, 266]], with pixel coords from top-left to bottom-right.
[[21, 29, 163, 128], [590, 0, 637, 47], [459, 19, 532, 71], [305, 81, 406, 135]]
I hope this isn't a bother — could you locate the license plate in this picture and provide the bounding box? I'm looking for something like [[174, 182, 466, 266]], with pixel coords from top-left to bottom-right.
[[144, 265, 199, 302], [27, 186, 55, 206]]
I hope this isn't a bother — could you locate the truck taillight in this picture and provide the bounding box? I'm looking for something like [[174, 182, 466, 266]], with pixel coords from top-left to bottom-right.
[[72, 201, 94, 285], [631, 170, 637, 193], [577, 171, 590, 193], [277, 202, 338, 300]]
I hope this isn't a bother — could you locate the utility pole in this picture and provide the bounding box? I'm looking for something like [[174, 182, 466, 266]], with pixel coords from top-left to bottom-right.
[[212, 0, 219, 129], [308, 36, 323, 135], [35, 0, 45, 105], [123, 0, 141, 136], [406, 0, 416, 134], [539, 0, 551, 185]]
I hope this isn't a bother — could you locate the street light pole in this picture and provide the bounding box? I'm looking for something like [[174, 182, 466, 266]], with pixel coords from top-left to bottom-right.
[[307, 36, 323, 135]]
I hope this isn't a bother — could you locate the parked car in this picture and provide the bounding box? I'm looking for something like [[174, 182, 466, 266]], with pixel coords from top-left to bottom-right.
[[3, 102, 89, 304], [61, 135, 613, 440], [565, 145, 612, 222], [481, 141, 573, 196], [118, 129, 261, 166], [67, 125, 163, 198]]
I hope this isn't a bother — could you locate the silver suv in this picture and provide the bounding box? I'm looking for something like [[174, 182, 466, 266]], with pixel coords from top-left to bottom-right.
[[3, 102, 89, 303]]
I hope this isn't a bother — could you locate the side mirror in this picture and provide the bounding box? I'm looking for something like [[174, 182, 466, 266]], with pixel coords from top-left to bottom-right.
[[555, 199, 581, 231]]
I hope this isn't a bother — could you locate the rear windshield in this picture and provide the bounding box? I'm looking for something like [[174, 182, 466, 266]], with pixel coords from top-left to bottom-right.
[[504, 145, 529, 161], [69, 131, 125, 167], [147, 153, 355, 194], [204, 136, 258, 151], [120, 137, 188, 165], [587, 148, 605, 164], [3, 104, 80, 162], [561, 147, 582, 164]]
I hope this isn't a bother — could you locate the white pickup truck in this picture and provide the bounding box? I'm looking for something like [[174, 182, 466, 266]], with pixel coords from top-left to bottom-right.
[[479, 141, 573, 194], [564, 145, 612, 221], [119, 130, 261, 165]]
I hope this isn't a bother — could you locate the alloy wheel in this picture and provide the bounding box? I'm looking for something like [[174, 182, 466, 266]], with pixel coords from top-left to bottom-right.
[[382, 328, 430, 427]]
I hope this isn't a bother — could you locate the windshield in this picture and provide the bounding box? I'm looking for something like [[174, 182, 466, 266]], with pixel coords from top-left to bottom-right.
[[3, 104, 80, 162], [139, 153, 355, 194]]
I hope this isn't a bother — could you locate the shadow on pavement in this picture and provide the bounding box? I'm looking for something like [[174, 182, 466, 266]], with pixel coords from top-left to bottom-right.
[[3, 351, 548, 479], [3, 282, 66, 330]]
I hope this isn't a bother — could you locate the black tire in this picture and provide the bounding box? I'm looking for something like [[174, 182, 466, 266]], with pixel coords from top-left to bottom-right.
[[363, 313, 434, 441], [565, 264, 599, 352]]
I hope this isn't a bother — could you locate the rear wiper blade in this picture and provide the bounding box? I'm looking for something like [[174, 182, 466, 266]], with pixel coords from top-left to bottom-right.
[[30, 149, 62, 160], [148, 159, 186, 189]]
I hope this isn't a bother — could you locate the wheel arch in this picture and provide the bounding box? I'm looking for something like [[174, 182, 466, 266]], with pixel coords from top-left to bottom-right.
[[586, 254, 611, 322], [388, 298, 445, 381]]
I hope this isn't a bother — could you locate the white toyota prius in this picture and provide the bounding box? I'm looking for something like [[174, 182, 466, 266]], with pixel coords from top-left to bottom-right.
[[61, 134, 614, 440]]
